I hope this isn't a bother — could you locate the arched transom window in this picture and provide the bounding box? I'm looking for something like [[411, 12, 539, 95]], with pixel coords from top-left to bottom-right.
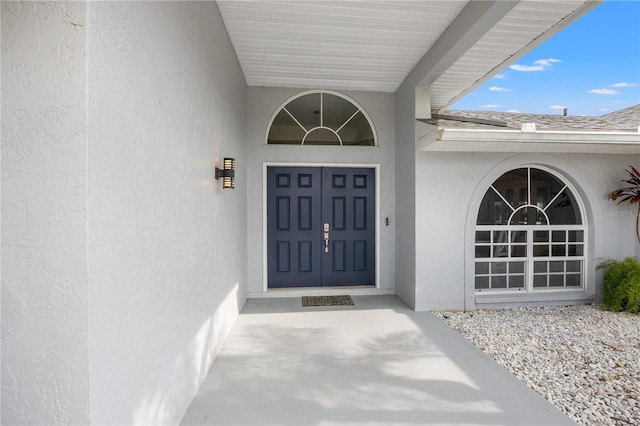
[[267, 91, 376, 146], [475, 167, 586, 293]]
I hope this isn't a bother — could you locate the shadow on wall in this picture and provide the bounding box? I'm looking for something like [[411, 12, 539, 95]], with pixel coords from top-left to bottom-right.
[[131, 283, 243, 425]]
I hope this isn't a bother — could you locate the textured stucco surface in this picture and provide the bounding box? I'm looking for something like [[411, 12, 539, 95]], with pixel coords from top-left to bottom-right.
[[86, 1, 247, 424], [1, 1, 90, 424], [393, 82, 417, 309], [245, 87, 396, 294], [414, 151, 640, 311], [2, 0, 636, 423]]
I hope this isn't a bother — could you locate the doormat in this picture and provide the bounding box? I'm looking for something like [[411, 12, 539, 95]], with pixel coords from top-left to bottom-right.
[[302, 295, 354, 307]]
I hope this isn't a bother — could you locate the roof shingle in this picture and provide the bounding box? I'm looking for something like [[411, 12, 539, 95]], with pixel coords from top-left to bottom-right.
[[424, 104, 640, 131]]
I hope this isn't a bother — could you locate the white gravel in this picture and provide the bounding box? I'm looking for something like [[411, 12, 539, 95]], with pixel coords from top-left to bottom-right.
[[435, 305, 640, 426]]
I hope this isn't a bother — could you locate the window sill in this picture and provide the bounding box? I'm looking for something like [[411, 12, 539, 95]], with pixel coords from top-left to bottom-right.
[[475, 289, 594, 307]]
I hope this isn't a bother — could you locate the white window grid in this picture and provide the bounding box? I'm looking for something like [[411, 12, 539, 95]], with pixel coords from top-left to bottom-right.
[[267, 91, 377, 146], [475, 225, 586, 293]]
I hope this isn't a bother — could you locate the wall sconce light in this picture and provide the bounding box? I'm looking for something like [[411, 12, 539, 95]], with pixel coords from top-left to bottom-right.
[[215, 157, 235, 189]]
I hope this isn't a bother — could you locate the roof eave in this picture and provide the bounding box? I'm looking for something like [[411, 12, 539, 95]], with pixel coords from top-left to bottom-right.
[[432, 0, 602, 111], [417, 126, 640, 154]]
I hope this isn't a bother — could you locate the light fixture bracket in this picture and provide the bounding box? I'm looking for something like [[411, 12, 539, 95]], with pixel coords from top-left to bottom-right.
[[215, 157, 235, 189]]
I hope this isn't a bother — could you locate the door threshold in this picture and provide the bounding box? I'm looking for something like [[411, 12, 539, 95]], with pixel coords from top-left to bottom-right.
[[249, 286, 394, 299]]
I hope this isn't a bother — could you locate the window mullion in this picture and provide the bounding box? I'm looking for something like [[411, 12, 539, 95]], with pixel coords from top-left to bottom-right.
[[527, 228, 533, 292], [336, 110, 360, 134], [527, 167, 531, 205], [283, 107, 308, 134], [320, 92, 324, 127], [491, 186, 516, 213], [543, 185, 568, 212]]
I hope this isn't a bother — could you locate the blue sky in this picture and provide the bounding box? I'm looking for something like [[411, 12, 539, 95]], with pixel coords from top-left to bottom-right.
[[450, 0, 640, 116]]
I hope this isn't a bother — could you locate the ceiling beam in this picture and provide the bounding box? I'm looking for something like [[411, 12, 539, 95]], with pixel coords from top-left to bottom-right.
[[403, 0, 519, 89]]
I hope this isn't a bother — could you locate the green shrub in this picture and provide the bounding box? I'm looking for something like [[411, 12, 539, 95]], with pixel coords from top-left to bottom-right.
[[597, 257, 640, 313]]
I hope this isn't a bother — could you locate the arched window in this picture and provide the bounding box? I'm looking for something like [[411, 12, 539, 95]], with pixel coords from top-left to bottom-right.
[[267, 91, 376, 146], [475, 167, 586, 292]]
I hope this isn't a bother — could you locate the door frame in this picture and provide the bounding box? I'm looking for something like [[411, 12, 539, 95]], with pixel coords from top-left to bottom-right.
[[263, 162, 381, 292]]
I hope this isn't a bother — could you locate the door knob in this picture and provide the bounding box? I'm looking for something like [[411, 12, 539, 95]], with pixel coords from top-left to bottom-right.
[[324, 223, 329, 252]]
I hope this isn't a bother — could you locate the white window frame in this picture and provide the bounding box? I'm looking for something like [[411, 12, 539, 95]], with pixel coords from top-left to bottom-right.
[[475, 225, 586, 294], [265, 90, 378, 147], [474, 167, 587, 295]]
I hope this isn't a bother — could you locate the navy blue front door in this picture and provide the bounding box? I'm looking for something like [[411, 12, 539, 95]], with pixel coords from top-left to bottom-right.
[[267, 167, 375, 288]]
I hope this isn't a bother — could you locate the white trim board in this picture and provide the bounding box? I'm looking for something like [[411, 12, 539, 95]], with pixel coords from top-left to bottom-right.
[[417, 123, 640, 154]]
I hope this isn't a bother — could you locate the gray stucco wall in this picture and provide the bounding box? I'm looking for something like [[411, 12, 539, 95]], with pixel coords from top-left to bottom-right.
[[2, 2, 90, 423], [246, 87, 396, 295], [393, 83, 417, 309], [86, 2, 248, 424], [2, 1, 248, 424]]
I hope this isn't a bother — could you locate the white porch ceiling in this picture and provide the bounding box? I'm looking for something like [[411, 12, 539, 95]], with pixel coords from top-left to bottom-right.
[[218, 1, 597, 110], [218, 0, 467, 92]]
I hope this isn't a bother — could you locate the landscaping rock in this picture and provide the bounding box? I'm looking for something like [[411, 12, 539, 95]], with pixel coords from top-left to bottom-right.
[[435, 305, 640, 426]]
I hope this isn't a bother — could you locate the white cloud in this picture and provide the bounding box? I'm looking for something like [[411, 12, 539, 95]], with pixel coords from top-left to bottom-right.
[[588, 88, 619, 95], [493, 73, 507, 79], [610, 82, 638, 87], [509, 58, 561, 72], [506, 109, 522, 113], [549, 105, 567, 110], [481, 104, 500, 108], [510, 64, 545, 72], [534, 58, 561, 67], [600, 108, 610, 112], [489, 86, 511, 92]]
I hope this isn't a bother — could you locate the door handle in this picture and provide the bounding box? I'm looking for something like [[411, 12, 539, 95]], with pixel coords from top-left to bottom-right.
[[324, 223, 329, 252]]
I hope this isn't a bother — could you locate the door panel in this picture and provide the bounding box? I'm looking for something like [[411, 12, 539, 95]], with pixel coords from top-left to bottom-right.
[[267, 166, 375, 288], [321, 168, 375, 286], [267, 167, 322, 288]]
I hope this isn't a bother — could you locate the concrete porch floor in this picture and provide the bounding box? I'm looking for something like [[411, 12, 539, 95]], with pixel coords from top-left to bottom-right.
[[180, 295, 574, 426]]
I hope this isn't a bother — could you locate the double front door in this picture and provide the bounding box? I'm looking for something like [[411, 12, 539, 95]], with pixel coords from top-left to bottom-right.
[[267, 167, 375, 288]]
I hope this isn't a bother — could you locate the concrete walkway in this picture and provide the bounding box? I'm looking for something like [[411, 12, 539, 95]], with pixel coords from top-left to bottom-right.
[[181, 296, 575, 426]]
